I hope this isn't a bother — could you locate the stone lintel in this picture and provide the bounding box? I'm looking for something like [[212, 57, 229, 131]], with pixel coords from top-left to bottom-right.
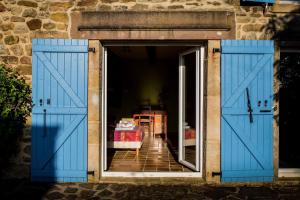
[[71, 11, 236, 40]]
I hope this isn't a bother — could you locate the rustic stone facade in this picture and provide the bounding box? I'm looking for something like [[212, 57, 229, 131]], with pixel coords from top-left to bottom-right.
[[0, 0, 298, 181], [1, 1, 298, 78]]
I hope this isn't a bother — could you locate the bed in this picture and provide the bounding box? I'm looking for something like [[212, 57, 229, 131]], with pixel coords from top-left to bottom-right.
[[108, 126, 144, 156]]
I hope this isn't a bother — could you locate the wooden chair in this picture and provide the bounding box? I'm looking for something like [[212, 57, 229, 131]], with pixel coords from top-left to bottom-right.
[[133, 114, 154, 135]]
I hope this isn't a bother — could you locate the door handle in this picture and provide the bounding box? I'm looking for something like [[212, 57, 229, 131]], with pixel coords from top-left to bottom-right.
[[260, 109, 272, 113], [43, 109, 47, 137], [39, 99, 43, 106], [246, 88, 253, 123]]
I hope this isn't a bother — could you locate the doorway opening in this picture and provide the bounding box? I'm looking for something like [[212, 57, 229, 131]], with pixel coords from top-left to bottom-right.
[[101, 44, 205, 177], [278, 47, 300, 177]]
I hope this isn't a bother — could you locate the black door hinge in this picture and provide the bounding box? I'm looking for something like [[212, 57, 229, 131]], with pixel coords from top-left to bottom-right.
[[212, 172, 222, 177], [88, 48, 95, 53], [87, 171, 95, 176], [213, 48, 221, 53]]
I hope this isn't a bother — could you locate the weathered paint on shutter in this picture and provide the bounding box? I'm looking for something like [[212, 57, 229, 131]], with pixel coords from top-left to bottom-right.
[[31, 39, 88, 182], [221, 40, 274, 182]]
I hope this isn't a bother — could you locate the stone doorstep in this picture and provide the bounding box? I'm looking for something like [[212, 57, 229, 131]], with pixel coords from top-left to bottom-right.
[[97, 176, 300, 186], [98, 177, 205, 185]]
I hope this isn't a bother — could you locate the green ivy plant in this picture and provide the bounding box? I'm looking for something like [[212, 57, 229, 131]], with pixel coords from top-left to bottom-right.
[[0, 65, 32, 123], [0, 64, 32, 175]]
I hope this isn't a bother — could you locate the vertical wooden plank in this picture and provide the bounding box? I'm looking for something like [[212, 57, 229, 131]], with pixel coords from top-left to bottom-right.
[[60, 39, 71, 171], [70, 42, 78, 171], [52, 39, 64, 172], [78, 52, 85, 171]]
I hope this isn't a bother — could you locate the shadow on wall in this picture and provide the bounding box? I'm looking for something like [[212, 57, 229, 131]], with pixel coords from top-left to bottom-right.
[[263, 7, 300, 167], [264, 8, 300, 41], [0, 125, 60, 199], [262, 7, 300, 125], [0, 121, 26, 178]]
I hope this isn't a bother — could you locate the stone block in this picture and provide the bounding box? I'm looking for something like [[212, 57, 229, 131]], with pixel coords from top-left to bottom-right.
[[38, 11, 50, 19], [0, 23, 14, 31], [11, 7, 23, 15], [40, 3, 49, 11], [4, 35, 19, 45], [88, 143, 100, 180], [10, 44, 24, 56], [14, 24, 29, 34], [88, 69, 100, 90], [167, 5, 184, 9], [50, 13, 69, 23], [49, 2, 74, 12], [30, 30, 68, 39], [0, 56, 18, 64], [0, 3, 6, 12], [22, 8, 37, 17], [11, 16, 25, 22], [242, 24, 263, 32], [0, 45, 9, 55], [77, 0, 98, 7], [17, 1, 38, 8], [88, 121, 100, 144], [16, 64, 31, 75], [113, 5, 128, 11], [20, 56, 31, 64], [88, 89, 100, 121], [26, 19, 42, 30], [97, 4, 112, 11], [56, 23, 68, 31], [207, 41, 220, 97], [101, 0, 119, 3], [88, 40, 101, 70], [131, 4, 149, 10], [236, 17, 250, 23], [25, 44, 32, 56], [43, 22, 56, 30]]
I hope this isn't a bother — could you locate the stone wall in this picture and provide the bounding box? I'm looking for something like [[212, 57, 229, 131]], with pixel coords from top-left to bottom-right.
[[0, 0, 234, 80], [0, 0, 298, 180]]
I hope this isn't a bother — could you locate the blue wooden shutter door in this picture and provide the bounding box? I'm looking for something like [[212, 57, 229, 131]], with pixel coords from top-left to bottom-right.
[[221, 40, 274, 182], [31, 39, 88, 182]]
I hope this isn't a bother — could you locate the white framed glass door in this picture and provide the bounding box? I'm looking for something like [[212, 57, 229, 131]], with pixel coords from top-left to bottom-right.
[[101, 43, 205, 177], [178, 47, 204, 171]]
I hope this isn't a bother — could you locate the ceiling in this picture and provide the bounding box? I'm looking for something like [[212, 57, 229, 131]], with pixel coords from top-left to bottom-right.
[[108, 46, 191, 60]]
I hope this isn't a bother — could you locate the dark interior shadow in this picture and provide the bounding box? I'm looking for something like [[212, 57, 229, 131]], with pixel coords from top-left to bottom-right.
[[0, 124, 60, 199], [263, 7, 300, 168]]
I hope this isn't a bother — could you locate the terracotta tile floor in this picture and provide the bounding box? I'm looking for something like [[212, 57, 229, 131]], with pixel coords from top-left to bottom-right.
[[107, 133, 192, 172]]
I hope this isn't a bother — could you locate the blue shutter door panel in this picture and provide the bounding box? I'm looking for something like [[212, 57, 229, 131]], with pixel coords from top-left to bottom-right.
[[31, 39, 88, 182], [221, 40, 274, 182]]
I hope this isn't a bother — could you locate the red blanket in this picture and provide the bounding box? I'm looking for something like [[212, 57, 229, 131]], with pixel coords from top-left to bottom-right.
[[185, 128, 196, 139], [111, 127, 144, 142]]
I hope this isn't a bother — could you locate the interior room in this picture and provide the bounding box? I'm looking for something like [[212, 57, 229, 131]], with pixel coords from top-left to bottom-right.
[[279, 49, 300, 169], [105, 45, 199, 172]]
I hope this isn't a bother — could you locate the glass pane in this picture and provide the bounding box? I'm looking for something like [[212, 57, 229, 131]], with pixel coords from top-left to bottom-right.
[[182, 52, 196, 166]]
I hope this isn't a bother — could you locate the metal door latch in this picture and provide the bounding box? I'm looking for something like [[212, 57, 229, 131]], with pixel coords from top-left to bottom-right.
[[213, 48, 221, 53], [212, 172, 222, 177], [88, 48, 95, 53]]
